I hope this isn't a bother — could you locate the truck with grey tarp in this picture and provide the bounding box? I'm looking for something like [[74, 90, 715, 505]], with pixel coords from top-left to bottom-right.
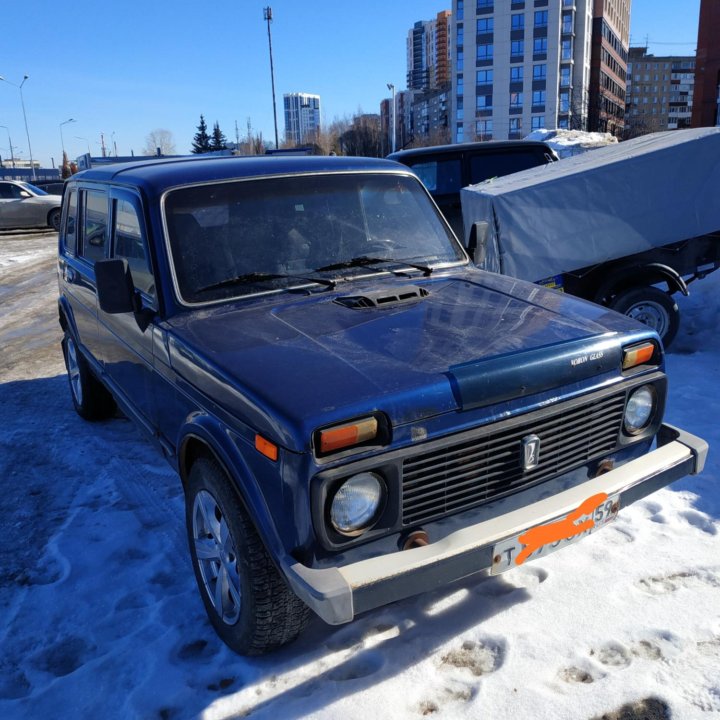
[[460, 127, 720, 346]]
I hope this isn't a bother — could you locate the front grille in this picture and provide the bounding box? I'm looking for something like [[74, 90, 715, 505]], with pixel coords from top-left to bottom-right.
[[402, 392, 626, 526]]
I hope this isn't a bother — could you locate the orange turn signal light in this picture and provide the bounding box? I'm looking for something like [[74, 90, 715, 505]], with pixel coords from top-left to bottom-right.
[[255, 434, 278, 461], [622, 342, 656, 370], [319, 417, 379, 454]]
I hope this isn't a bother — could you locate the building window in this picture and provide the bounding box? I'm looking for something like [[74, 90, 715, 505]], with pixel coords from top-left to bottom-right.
[[558, 117, 569, 128], [532, 89, 546, 105], [476, 0, 493, 8], [458, 74, 464, 95], [561, 39, 572, 60], [457, 0, 464, 20], [476, 120, 493, 137], [559, 91, 570, 112], [476, 69, 493, 84], [562, 13, 573, 34], [477, 17, 493, 33], [511, 13, 525, 29], [560, 66, 571, 86], [534, 10, 548, 27], [511, 66, 524, 81], [477, 44, 494, 61], [533, 64, 546, 80], [510, 92, 523, 108], [531, 116, 544, 130], [456, 123, 464, 142], [511, 40, 524, 58], [510, 117, 522, 133], [533, 37, 547, 54], [457, 96, 464, 120], [476, 94, 493, 110], [457, 50, 464, 71], [457, 25, 464, 45]]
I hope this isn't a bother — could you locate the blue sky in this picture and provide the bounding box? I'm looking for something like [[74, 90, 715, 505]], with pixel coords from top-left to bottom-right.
[[0, 0, 701, 168]]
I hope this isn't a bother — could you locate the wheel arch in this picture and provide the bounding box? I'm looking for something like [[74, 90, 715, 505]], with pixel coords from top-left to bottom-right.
[[58, 296, 77, 336], [593, 262, 688, 305], [177, 418, 290, 565]]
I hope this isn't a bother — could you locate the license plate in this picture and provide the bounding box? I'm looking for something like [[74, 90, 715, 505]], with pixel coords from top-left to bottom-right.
[[491, 492, 620, 575]]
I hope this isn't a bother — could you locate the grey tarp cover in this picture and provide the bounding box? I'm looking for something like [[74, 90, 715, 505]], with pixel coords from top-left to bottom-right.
[[460, 127, 720, 282]]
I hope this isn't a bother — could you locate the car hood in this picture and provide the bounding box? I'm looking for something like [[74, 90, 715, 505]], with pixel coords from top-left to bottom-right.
[[165, 269, 650, 451]]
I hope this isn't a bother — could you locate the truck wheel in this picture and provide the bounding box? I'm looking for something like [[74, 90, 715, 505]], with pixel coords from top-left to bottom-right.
[[62, 333, 116, 420], [185, 458, 311, 655], [610, 287, 680, 347]]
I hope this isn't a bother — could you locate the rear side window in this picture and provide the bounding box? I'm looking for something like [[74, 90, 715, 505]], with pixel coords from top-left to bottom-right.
[[410, 159, 462, 195], [113, 198, 155, 298], [64, 190, 78, 254], [80, 190, 108, 262], [469, 151, 547, 184]]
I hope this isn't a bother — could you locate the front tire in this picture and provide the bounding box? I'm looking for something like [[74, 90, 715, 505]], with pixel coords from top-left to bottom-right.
[[62, 333, 116, 420], [185, 458, 310, 655], [48, 208, 61, 231], [610, 286, 680, 348]]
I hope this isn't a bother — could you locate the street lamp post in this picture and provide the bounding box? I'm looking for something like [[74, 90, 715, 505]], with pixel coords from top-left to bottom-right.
[[387, 83, 396, 153], [0, 125, 15, 168], [263, 7, 279, 150], [0, 74, 36, 180], [59, 118, 75, 158]]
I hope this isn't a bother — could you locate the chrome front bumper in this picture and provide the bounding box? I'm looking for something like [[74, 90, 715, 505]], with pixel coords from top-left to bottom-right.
[[283, 424, 708, 624]]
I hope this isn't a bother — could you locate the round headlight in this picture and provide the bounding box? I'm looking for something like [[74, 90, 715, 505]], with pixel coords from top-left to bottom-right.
[[624, 385, 656, 434], [330, 472, 384, 536]]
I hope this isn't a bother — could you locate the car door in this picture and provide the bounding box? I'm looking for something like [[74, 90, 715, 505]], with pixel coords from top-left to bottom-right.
[[95, 188, 158, 430], [0, 181, 36, 227], [58, 186, 107, 360]]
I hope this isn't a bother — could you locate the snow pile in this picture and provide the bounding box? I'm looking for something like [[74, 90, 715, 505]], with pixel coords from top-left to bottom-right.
[[0, 233, 718, 720], [525, 129, 619, 158]]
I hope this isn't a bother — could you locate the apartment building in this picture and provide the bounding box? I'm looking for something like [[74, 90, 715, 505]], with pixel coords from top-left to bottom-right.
[[451, 0, 597, 142], [626, 48, 695, 136], [691, 0, 720, 127], [283, 93, 321, 146], [588, 0, 631, 135], [407, 11, 453, 91]]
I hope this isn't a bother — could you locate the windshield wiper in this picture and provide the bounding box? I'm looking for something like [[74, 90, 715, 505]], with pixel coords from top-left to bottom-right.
[[196, 272, 336, 294], [314, 256, 433, 276]]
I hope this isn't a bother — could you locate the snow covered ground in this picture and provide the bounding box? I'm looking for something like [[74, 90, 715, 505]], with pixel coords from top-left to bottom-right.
[[0, 232, 718, 720]]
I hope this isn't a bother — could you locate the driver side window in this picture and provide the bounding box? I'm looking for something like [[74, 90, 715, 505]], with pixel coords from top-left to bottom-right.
[[113, 198, 155, 298]]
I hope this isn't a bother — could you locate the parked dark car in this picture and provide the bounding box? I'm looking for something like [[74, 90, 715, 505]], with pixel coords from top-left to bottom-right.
[[57, 155, 706, 654], [388, 140, 557, 238]]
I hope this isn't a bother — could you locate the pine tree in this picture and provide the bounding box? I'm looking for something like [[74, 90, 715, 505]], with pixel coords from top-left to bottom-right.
[[191, 115, 211, 154], [210, 121, 228, 151]]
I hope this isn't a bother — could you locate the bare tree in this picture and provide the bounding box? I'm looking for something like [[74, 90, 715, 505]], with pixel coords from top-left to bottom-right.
[[143, 129, 177, 156]]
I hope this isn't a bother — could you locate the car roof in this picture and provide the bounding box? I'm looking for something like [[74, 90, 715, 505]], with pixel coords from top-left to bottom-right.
[[387, 140, 552, 161], [68, 155, 407, 193]]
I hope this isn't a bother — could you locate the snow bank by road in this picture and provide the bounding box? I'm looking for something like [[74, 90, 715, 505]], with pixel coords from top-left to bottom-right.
[[0, 235, 717, 720]]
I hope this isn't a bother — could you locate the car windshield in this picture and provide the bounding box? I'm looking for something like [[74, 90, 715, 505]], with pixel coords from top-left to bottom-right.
[[18, 182, 47, 196], [164, 172, 465, 304]]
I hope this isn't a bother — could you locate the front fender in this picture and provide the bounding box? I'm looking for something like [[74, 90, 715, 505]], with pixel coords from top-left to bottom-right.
[[176, 412, 292, 568]]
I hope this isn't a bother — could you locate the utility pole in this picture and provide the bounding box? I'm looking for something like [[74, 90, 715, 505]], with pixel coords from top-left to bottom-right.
[[264, 7, 279, 149], [100, 133, 107, 157]]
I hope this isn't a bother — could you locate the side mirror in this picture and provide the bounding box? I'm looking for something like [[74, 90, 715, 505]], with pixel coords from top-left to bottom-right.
[[95, 258, 138, 314], [467, 221, 490, 266], [19, 190, 32, 198]]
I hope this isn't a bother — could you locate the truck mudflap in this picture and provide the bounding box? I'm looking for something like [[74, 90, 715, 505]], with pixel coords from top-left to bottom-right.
[[284, 424, 707, 625]]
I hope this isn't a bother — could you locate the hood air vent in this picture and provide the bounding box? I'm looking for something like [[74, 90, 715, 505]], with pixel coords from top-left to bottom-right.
[[334, 285, 429, 309]]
